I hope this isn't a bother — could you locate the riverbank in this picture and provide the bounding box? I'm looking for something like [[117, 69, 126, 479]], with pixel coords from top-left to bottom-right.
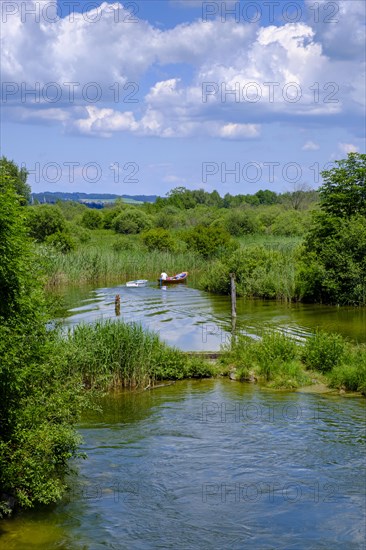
[[218, 330, 366, 396], [64, 320, 366, 396]]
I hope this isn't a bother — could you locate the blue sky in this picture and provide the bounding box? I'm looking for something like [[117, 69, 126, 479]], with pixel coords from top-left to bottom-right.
[[1, 0, 365, 196]]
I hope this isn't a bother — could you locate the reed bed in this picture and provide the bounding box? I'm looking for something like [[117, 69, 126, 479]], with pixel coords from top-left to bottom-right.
[[43, 247, 204, 287], [63, 320, 216, 389]]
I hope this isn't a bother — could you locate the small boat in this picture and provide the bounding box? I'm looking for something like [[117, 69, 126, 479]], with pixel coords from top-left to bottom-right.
[[126, 279, 148, 287], [158, 272, 188, 284]]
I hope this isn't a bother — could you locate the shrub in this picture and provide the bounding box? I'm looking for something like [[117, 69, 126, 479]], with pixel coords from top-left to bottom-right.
[[141, 228, 177, 252], [112, 237, 140, 252], [255, 331, 299, 380], [302, 330, 347, 372], [328, 345, 366, 394], [225, 209, 259, 236], [45, 231, 75, 253], [183, 225, 234, 258], [81, 209, 103, 229], [27, 205, 66, 242], [113, 209, 152, 234]]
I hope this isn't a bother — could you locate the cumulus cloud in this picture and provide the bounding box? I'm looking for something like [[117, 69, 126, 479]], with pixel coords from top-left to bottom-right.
[[1, 0, 364, 139], [305, 0, 366, 60]]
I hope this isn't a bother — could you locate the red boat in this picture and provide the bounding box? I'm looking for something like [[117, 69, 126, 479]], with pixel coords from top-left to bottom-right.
[[158, 272, 188, 284]]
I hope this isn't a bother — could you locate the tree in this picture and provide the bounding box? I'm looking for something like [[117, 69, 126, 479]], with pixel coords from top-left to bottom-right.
[[319, 153, 366, 217], [0, 157, 31, 205], [283, 182, 317, 210], [300, 153, 366, 305], [0, 159, 83, 515]]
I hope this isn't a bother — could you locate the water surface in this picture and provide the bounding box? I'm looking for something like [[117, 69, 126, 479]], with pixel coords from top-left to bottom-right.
[[56, 283, 366, 350], [2, 380, 365, 549]]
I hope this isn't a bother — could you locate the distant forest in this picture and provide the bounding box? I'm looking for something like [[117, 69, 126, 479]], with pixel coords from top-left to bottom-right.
[[31, 191, 157, 206]]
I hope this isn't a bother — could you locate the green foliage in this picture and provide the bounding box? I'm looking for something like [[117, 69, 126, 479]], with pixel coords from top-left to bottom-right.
[[75, 226, 92, 244], [320, 153, 366, 217], [302, 331, 347, 372], [0, 163, 85, 515], [185, 358, 217, 378], [141, 228, 178, 252], [56, 200, 87, 221], [225, 209, 259, 235], [300, 153, 366, 305], [64, 320, 213, 387], [81, 209, 103, 229], [113, 209, 152, 234], [255, 189, 279, 205], [45, 231, 76, 253], [220, 332, 307, 388], [0, 177, 34, 319], [183, 225, 235, 258], [27, 205, 67, 242], [254, 331, 299, 380], [202, 245, 297, 301], [328, 346, 366, 394], [271, 210, 310, 236], [0, 157, 30, 205], [300, 213, 366, 304], [102, 207, 122, 229], [112, 236, 140, 252]]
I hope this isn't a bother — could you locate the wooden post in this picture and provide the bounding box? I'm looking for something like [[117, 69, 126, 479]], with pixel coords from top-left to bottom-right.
[[115, 294, 121, 316], [230, 273, 237, 343], [230, 273, 236, 318]]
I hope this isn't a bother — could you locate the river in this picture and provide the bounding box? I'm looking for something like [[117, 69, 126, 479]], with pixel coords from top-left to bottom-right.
[[1, 283, 365, 548], [1, 380, 365, 549], [56, 282, 366, 349]]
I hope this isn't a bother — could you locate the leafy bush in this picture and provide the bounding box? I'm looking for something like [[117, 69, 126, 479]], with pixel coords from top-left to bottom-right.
[[76, 226, 92, 243], [113, 209, 152, 234], [329, 346, 366, 394], [302, 331, 347, 372], [183, 225, 234, 258], [141, 228, 178, 252], [112, 237, 140, 252], [271, 210, 309, 236], [300, 214, 366, 305], [27, 205, 67, 242], [81, 209, 103, 229], [45, 231, 75, 253], [225, 209, 259, 236], [201, 245, 297, 301], [254, 331, 299, 380], [186, 358, 217, 378]]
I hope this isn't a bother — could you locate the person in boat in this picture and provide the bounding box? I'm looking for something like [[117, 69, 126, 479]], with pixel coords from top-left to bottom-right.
[[160, 272, 168, 280]]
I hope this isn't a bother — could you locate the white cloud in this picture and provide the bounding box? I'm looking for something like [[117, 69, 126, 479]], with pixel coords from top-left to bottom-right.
[[302, 140, 320, 151], [338, 143, 359, 155], [217, 123, 260, 139], [1, 1, 364, 139]]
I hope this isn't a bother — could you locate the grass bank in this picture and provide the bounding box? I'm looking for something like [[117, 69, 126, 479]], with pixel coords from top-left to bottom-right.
[[63, 320, 365, 395], [219, 330, 366, 394]]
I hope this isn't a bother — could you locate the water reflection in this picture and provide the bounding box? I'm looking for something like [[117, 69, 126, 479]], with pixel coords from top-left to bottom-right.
[[55, 283, 366, 350]]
